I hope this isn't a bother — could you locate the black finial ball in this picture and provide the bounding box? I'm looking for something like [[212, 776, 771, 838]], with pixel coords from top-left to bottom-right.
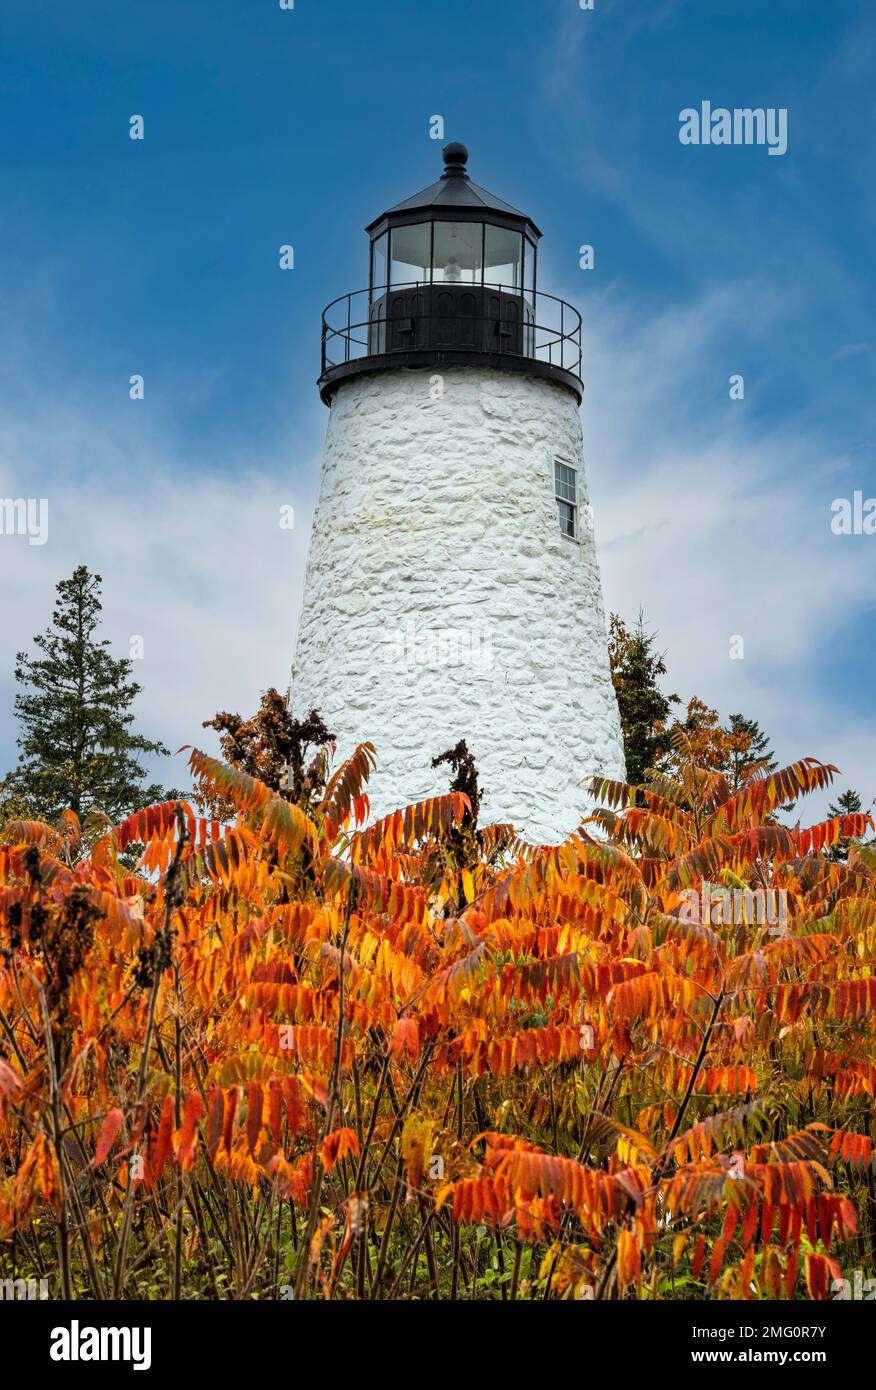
[[443, 142, 469, 169]]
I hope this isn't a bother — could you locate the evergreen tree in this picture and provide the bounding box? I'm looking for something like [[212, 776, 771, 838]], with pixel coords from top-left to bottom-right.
[[608, 612, 678, 785], [4, 566, 170, 822], [727, 713, 777, 788], [826, 787, 864, 862]]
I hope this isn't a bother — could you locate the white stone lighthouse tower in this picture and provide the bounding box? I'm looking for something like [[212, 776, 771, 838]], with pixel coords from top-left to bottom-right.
[[290, 143, 624, 842]]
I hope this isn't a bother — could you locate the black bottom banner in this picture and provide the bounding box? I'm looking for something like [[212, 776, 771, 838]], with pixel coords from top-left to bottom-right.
[[3, 1295, 870, 1377]]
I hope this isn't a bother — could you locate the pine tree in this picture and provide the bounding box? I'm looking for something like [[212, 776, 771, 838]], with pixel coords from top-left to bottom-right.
[[4, 566, 170, 822], [608, 612, 678, 785], [826, 787, 864, 862], [727, 713, 777, 788]]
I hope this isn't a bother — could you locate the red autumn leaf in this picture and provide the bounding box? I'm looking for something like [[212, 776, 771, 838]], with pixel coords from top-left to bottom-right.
[[177, 1092, 205, 1170], [92, 1108, 124, 1167], [321, 1127, 359, 1173]]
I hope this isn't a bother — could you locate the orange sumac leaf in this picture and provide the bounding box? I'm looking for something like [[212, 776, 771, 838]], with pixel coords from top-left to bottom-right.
[[246, 1083, 263, 1154], [805, 1252, 841, 1301], [177, 1093, 205, 1171], [321, 1128, 359, 1173], [617, 1228, 642, 1292], [92, 1109, 124, 1168]]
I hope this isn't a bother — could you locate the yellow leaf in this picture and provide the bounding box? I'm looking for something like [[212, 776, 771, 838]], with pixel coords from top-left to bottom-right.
[[401, 1114, 434, 1191]]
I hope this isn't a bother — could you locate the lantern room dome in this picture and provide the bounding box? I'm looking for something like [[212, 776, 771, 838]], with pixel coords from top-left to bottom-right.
[[365, 143, 541, 240]]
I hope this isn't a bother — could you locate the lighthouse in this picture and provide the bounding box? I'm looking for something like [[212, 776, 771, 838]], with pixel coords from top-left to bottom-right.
[[290, 143, 624, 842]]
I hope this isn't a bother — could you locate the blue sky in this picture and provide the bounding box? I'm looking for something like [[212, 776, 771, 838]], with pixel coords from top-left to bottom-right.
[[1, 0, 874, 816]]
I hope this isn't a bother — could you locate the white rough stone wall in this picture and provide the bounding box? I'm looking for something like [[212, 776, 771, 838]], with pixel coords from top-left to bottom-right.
[[290, 365, 625, 844]]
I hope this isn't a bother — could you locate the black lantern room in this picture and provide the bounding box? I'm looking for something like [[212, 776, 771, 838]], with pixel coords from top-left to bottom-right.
[[318, 143, 582, 404]]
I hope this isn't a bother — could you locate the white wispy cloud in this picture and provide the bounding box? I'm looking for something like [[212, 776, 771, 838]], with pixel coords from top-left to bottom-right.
[[527, 4, 876, 816], [0, 401, 319, 791], [571, 280, 876, 815]]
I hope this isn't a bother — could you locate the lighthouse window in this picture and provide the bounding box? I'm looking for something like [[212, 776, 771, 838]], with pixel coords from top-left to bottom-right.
[[524, 237, 536, 296], [432, 221, 483, 284], [371, 232, 388, 291], [389, 223, 431, 286], [484, 225, 523, 290], [554, 459, 578, 538]]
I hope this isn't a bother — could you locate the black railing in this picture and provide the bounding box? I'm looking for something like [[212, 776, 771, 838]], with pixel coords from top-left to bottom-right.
[[319, 281, 583, 381]]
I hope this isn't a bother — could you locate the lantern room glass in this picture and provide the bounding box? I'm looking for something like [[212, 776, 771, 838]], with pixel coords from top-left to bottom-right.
[[484, 225, 523, 290], [389, 223, 430, 286], [371, 231, 388, 290], [524, 237, 535, 295], [432, 222, 483, 284], [372, 221, 532, 293]]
